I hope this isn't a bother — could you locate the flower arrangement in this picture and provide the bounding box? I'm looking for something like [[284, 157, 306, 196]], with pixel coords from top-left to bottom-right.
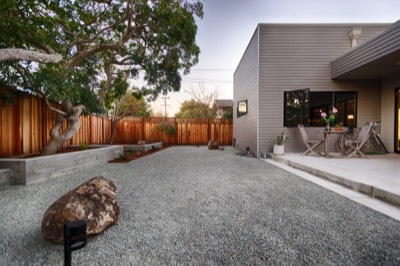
[[321, 107, 338, 125]]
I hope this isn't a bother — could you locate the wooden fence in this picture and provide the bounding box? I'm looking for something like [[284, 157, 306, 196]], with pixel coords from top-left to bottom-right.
[[0, 87, 232, 157]]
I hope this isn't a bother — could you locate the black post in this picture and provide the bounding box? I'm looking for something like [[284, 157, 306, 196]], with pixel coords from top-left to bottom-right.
[[64, 220, 87, 266]]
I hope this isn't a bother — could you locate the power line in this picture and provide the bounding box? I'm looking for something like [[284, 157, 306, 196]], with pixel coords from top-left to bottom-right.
[[182, 80, 233, 84], [189, 69, 234, 72]]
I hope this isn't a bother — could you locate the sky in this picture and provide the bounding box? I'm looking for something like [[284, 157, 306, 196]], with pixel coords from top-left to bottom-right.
[[146, 0, 400, 116]]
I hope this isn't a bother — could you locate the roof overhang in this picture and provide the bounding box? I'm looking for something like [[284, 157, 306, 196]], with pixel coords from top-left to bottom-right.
[[331, 20, 400, 79]]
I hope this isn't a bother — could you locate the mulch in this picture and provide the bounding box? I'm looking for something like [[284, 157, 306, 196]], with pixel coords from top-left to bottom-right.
[[108, 146, 169, 163]]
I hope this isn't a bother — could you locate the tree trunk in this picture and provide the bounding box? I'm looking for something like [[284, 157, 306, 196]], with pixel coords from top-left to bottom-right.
[[110, 120, 116, 145], [41, 102, 85, 155]]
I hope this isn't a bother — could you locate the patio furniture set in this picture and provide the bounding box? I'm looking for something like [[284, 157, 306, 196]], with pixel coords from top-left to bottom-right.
[[298, 122, 383, 159]]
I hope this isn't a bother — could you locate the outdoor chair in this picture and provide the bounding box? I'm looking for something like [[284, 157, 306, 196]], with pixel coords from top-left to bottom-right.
[[345, 122, 373, 158], [298, 124, 324, 157]]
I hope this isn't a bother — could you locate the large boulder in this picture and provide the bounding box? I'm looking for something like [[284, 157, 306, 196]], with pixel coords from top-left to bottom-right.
[[42, 176, 120, 244], [208, 140, 219, 150]]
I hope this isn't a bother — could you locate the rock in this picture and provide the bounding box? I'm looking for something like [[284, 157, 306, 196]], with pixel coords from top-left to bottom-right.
[[41, 176, 119, 244], [137, 140, 146, 145], [208, 140, 219, 150]]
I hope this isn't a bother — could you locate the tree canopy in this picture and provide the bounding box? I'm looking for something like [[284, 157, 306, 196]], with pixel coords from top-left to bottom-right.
[[0, 0, 204, 110], [175, 99, 213, 118]]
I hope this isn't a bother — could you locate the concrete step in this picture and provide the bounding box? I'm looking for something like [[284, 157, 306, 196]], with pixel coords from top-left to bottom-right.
[[0, 169, 11, 186]]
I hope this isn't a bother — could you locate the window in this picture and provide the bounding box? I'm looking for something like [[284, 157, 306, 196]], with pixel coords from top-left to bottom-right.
[[284, 89, 357, 127], [237, 99, 248, 117]]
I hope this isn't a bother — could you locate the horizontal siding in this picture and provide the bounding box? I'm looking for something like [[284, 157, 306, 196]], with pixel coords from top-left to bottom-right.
[[332, 22, 397, 78], [233, 27, 259, 154], [256, 24, 384, 153]]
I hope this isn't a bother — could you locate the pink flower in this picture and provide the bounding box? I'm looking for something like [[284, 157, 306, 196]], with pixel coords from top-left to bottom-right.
[[332, 107, 338, 113], [321, 112, 327, 118]]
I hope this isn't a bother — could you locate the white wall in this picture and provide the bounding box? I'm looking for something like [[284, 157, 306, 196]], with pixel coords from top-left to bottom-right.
[[382, 76, 400, 152]]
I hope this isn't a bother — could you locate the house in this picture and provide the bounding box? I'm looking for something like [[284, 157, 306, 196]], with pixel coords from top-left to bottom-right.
[[213, 99, 233, 118], [233, 21, 400, 156]]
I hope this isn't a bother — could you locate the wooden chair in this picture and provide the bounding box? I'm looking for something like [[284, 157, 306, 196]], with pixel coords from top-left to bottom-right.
[[298, 124, 324, 156], [345, 122, 373, 158]]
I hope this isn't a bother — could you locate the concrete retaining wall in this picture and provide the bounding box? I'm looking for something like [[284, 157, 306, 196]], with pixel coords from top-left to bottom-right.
[[0, 146, 123, 185]]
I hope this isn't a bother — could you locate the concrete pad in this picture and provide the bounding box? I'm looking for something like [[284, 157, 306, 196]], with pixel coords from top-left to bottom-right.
[[264, 158, 400, 222]]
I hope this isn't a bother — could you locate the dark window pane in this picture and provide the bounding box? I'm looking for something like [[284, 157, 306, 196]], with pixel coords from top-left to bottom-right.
[[335, 92, 356, 127], [283, 90, 357, 127], [284, 88, 310, 127], [310, 92, 332, 126]]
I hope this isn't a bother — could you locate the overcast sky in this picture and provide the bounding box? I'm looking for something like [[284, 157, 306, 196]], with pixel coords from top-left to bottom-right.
[[148, 0, 400, 116]]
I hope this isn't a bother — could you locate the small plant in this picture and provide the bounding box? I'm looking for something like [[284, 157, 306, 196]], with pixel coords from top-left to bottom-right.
[[155, 122, 176, 136], [80, 141, 89, 150], [119, 153, 129, 160], [275, 132, 289, 145]]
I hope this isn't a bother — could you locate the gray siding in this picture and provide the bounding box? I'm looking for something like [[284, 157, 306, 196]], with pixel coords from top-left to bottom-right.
[[332, 21, 400, 79], [233, 27, 259, 154], [256, 24, 388, 154]]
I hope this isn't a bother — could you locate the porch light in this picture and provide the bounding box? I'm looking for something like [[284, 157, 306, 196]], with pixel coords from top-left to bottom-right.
[[347, 114, 354, 119]]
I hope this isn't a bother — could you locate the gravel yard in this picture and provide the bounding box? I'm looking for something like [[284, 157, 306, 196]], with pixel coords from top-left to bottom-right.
[[0, 146, 399, 265]]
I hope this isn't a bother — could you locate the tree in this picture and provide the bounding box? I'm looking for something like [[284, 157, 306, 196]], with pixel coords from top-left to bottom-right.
[[175, 83, 220, 118], [186, 83, 220, 109], [175, 99, 213, 118], [106, 83, 151, 144], [0, 0, 203, 155]]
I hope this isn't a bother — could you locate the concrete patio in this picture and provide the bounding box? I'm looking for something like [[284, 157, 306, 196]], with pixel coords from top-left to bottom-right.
[[268, 152, 400, 209]]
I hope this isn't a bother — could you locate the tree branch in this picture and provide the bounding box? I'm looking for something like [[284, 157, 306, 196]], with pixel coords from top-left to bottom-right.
[[24, 33, 56, 54], [68, 43, 121, 68], [0, 49, 63, 63], [36, 90, 68, 117]]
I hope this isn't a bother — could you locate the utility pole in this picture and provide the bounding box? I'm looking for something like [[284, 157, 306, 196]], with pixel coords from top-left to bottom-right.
[[161, 96, 169, 119]]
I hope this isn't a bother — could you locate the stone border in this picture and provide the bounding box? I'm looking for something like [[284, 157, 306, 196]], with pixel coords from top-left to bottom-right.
[[123, 142, 164, 152], [0, 146, 123, 185]]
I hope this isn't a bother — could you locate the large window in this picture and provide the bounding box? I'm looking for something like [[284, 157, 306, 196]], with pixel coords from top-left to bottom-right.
[[284, 89, 357, 127]]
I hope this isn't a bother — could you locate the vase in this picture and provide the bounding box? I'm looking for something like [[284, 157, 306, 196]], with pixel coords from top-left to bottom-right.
[[325, 123, 331, 131]]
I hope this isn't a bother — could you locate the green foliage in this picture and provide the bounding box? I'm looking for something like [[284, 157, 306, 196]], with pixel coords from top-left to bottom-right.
[[175, 99, 213, 118], [108, 90, 151, 118], [275, 132, 289, 145], [222, 108, 233, 119], [0, 91, 16, 109], [119, 153, 129, 160], [155, 122, 176, 136], [79, 141, 89, 150], [0, 0, 203, 109]]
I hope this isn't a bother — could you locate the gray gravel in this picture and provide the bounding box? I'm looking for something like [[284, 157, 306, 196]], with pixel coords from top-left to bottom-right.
[[0, 146, 399, 265]]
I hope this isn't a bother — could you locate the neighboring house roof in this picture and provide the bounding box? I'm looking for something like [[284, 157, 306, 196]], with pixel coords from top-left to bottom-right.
[[331, 20, 400, 79], [214, 99, 233, 109]]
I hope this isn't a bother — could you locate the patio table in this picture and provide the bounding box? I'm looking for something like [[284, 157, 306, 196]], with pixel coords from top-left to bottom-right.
[[322, 130, 350, 158]]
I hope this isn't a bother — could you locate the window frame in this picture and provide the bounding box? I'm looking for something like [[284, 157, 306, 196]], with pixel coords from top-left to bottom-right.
[[284, 89, 357, 127], [237, 99, 248, 118]]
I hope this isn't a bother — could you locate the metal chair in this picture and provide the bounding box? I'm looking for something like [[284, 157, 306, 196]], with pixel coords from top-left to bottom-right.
[[345, 122, 373, 158], [298, 124, 324, 156]]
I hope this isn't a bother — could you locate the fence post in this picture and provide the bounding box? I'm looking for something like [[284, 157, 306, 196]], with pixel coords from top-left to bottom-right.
[[207, 118, 211, 143]]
